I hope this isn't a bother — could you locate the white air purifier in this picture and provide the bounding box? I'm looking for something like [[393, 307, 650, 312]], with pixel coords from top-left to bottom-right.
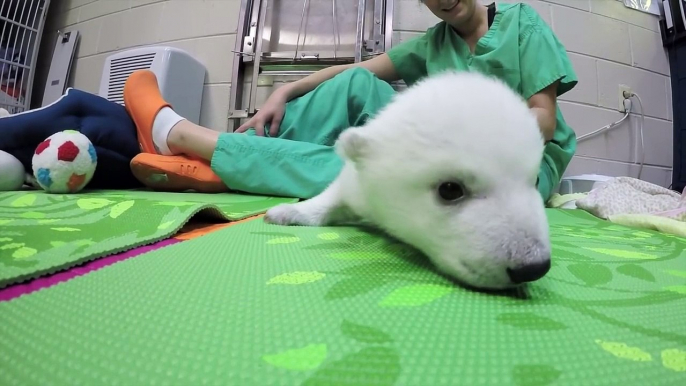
[[558, 174, 614, 195], [98, 46, 206, 125]]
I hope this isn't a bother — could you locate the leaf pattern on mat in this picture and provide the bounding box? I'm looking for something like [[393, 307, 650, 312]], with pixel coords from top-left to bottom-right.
[[552, 247, 593, 261], [661, 349, 686, 372], [0, 190, 298, 288], [21, 211, 45, 219], [340, 261, 417, 277], [267, 271, 326, 285], [317, 232, 340, 240], [346, 235, 379, 246], [154, 201, 197, 207], [0, 242, 23, 250], [595, 340, 652, 362], [1, 206, 686, 383], [302, 347, 400, 386], [50, 227, 80, 232], [567, 263, 613, 286], [262, 344, 327, 371], [266, 236, 301, 244], [586, 248, 657, 260], [512, 364, 561, 386], [11, 194, 36, 207], [12, 246, 37, 259], [326, 277, 387, 300], [497, 313, 568, 331], [303, 242, 352, 251], [157, 221, 175, 230], [251, 231, 298, 237], [340, 320, 393, 344], [664, 286, 686, 295], [76, 198, 113, 209], [329, 251, 390, 260], [664, 270, 686, 279], [109, 200, 134, 218], [379, 284, 453, 307], [616, 264, 656, 282]]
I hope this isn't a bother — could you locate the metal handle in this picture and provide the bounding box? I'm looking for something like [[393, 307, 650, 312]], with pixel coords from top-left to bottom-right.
[[332, 0, 339, 59], [355, 0, 367, 62], [249, 0, 269, 115]]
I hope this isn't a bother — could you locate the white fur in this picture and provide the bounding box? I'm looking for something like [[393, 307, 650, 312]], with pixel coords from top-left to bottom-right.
[[265, 71, 551, 290]]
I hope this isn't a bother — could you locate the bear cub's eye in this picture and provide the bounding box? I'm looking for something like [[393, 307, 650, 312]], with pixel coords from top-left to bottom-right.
[[437, 182, 466, 203]]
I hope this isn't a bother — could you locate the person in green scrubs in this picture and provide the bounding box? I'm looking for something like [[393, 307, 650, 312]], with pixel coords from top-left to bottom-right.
[[140, 0, 577, 201]]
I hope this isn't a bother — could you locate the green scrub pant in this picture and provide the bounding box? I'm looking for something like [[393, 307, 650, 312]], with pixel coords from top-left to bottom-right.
[[210, 67, 555, 201]]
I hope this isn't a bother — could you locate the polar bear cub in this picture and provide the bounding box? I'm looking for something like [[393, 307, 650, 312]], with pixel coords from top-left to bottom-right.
[[265, 71, 551, 290]]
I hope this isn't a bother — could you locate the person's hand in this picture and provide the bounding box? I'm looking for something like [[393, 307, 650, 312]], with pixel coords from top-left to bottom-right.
[[235, 88, 289, 136]]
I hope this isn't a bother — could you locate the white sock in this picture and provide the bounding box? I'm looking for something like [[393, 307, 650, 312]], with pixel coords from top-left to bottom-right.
[[152, 107, 185, 155]]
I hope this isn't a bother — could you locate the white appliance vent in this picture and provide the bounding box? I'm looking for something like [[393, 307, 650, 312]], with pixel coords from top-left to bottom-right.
[[99, 46, 206, 125], [106, 53, 156, 104]]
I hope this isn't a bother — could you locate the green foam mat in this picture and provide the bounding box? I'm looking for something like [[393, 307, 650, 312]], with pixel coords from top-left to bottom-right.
[[0, 190, 297, 289], [1, 209, 685, 385]]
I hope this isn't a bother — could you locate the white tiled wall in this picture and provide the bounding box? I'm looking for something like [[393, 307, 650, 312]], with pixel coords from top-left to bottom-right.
[[394, 0, 673, 187], [35, 0, 674, 187], [33, 0, 239, 132]]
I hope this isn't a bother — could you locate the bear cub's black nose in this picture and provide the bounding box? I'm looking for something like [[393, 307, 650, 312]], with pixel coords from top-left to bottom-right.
[[507, 260, 551, 284]]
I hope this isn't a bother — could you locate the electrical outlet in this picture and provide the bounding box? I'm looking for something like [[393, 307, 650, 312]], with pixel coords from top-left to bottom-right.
[[618, 84, 632, 112]]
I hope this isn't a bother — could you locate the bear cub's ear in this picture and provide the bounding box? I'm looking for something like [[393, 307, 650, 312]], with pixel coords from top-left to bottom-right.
[[336, 128, 370, 163]]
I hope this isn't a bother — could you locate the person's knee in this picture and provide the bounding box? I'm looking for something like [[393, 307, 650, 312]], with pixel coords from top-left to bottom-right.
[[335, 67, 380, 91], [324, 67, 392, 97], [339, 66, 375, 80], [536, 163, 557, 203]]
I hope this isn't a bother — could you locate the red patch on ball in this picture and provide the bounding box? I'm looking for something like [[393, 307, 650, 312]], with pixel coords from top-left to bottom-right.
[[35, 139, 51, 155], [67, 173, 86, 192], [57, 141, 80, 162]]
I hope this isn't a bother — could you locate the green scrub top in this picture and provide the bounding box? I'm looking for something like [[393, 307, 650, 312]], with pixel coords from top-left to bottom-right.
[[386, 2, 578, 192]]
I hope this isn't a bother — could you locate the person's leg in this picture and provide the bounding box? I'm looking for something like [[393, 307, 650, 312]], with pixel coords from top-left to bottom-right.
[[166, 120, 219, 160], [536, 161, 556, 204], [127, 68, 395, 197], [210, 67, 396, 197], [125, 71, 227, 192]]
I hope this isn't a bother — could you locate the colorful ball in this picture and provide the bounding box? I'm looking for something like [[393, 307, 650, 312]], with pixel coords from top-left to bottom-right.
[[31, 130, 97, 193]]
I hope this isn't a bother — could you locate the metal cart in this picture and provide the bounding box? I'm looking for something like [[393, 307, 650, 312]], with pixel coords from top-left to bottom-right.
[[0, 0, 49, 114], [228, 0, 394, 131]]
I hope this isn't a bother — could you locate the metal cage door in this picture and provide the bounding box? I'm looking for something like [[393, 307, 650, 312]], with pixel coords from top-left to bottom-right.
[[228, 0, 393, 131], [0, 0, 50, 114]]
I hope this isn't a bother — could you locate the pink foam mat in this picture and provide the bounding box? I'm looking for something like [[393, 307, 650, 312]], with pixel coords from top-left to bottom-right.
[[0, 238, 180, 302]]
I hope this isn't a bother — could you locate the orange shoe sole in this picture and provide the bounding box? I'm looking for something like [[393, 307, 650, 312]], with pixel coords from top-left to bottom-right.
[[130, 153, 229, 193]]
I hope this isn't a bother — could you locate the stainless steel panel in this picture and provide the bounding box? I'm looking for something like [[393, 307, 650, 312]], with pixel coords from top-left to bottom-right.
[[384, 0, 393, 50], [355, 0, 365, 62], [228, 0, 253, 129], [249, 0, 269, 114], [371, 0, 384, 52], [260, 0, 364, 62], [228, 0, 394, 129]]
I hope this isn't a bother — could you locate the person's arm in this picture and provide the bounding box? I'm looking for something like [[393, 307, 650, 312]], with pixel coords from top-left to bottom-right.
[[528, 81, 558, 142], [235, 54, 400, 135], [279, 53, 400, 101], [236, 32, 427, 135], [517, 5, 577, 144]]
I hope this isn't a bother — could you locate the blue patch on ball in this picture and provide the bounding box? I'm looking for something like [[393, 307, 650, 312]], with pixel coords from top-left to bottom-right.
[[87, 143, 97, 163], [36, 168, 53, 187]]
